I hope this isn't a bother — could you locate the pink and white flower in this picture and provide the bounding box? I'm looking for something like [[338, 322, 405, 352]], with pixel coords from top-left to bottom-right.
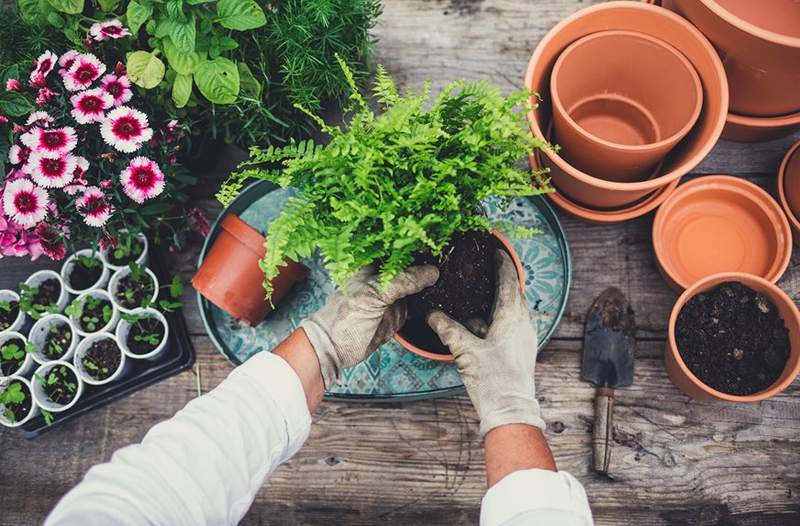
[[21, 126, 77, 154], [23, 151, 77, 188], [89, 20, 130, 41], [2, 179, 49, 228], [72, 156, 89, 181], [70, 88, 114, 124], [58, 50, 79, 74], [120, 157, 165, 203], [8, 145, 30, 166], [29, 51, 57, 87], [100, 74, 132, 106], [5, 79, 21, 92], [35, 87, 58, 106], [100, 107, 152, 153], [26, 111, 54, 127], [76, 186, 112, 227], [35, 223, 66, 260], [63, 53, 106, 92]]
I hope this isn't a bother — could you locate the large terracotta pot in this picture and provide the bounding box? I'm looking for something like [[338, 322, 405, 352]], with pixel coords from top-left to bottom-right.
[[192, 213, 309, 326], [777, 140, 800, 246], [525, 1, 728, 209], [666, 272, 800, 401], [550, 30, 702, 182], [394, 231, 525, 362], [666, 0, 800, 117]]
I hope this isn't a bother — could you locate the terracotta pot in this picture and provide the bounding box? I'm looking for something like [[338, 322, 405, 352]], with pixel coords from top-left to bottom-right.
[[525, 1, 728, 209], [394, 231, 525, 362], [192, 213, 309, 326], [777, 140, 800, 246], [722, 110, 800, 142], [551, 30, 702, 182], [666, 272, 800, 401], [652, 175, 792, 290], [666, 0, 800, 117]]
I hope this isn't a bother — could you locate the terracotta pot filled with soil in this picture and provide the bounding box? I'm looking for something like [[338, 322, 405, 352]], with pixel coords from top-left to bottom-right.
[[0, 290, 24, 334], [74, 334, 128, 386], [0, 331, 34, 379], [61, 249, 110, 295], [67, 289, 119, 338], [22, 270, 69, 319], [0, 377, 39, 428], [778, 140, 800, 246], [666, 0, 800, 117], [395, 230, 524, 362], [31, 360, 83, 413], [117, 308, 169, 361], [667, 273, 800, 401], [653, 176, 791, 290], [100, 233, 148, 272], [108, 264, 159, 314], [525, 1, 728, 209], [28, 314, 78, 365], [550, 29, 702, 182], [193, 213, 310, 326]]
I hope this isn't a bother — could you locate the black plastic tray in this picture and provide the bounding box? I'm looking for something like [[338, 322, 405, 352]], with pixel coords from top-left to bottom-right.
[[17, 247, 195, 438]]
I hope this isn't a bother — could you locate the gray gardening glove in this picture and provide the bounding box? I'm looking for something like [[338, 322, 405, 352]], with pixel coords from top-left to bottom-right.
[[427, 250, 545, 437], [301, 265, 439, 389]]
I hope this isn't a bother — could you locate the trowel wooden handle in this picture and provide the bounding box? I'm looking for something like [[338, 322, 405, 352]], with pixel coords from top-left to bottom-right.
[[593, 387, 614, 474]]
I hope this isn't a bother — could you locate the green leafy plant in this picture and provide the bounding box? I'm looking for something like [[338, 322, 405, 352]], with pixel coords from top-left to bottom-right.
[[82, 357, 109, 376], [1, 342, 24, 365], [0, 381, 27, 423], [19, 284, 60, 320], [67, 296, 112, 332], [220, 59, 551, 298], [0, 301, 12, 313], [41, 408, 54, 425], [77, 255, 102, 269]]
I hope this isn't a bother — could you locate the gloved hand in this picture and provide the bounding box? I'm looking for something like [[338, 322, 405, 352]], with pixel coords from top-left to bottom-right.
[[427, 250, 544, 437], [301, 265, 439, 389]]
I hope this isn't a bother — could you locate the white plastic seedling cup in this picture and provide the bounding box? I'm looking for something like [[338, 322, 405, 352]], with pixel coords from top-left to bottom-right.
[[0, 376, 40, 428], [108, 266, 160, 315], [31, 360, 84, 413], [116, 308, 169, 362], [0, 290, 25, 335], [28, 314, 79, 365], [68, 289, 120, 338], [0, 331, 35, 380], [100, 232, 149, 272], [73, 333, 129, 387], [24, 270, 69, 314], [61, 249, 111, 295]]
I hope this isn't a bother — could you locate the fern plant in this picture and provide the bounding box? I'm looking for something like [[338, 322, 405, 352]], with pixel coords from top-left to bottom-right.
[[219, 58, 552, 298]]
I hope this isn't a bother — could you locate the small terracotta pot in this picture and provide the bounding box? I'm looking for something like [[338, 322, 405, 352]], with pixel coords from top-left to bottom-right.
[[192, 213, 309, 326], [551, 30, 702, 182], [394, 231, 525, 362], [666, 272, 800, 401], [525, 1, 728, 209], [722, 110, 800, 143], [777, 140, 800, 246], [666, 0, 800, 117], [653, 175, 792, 290]]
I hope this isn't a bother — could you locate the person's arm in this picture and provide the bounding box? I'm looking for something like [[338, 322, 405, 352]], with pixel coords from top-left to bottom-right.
[[428, 250, 594, 526]]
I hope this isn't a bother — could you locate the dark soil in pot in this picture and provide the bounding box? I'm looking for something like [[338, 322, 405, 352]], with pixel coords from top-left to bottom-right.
[[400, 230, 502, 355], [676, 281, 791, 396], [2, 380, 32, 423], [0, 300, 19, 331], [69, 256, 103, 290], [127, 316, 166, 355], [43, 324, 72, 360], [116, 273, 155, 310], [30, 279, 62, 310], [108, 238, 144, 267], [0, 338, 26, 376], [42, 365, 79, 405], [82, 339, 120, 381], [78, 297, 113, 333]]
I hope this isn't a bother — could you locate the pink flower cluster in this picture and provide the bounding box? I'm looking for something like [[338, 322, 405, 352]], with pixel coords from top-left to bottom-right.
[[1, 49, 171, 260]]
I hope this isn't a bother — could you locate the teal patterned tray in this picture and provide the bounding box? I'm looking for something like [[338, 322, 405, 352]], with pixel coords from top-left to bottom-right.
[[198, 181, 571, 401]]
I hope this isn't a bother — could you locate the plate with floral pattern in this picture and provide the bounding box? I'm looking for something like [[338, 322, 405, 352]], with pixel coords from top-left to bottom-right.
[[198, 181, 571, 401]]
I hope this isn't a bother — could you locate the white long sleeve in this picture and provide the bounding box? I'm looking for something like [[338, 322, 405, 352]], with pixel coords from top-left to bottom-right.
[[46, 351, 592, 525], [45, 352, 312, 526]]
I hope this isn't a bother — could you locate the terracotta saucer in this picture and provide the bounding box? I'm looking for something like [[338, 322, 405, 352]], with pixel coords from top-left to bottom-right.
[[653, 175, 792, 290], [529, 150, 679, 224], [777, 139, 800, 245], [722, 110, 800, 143]]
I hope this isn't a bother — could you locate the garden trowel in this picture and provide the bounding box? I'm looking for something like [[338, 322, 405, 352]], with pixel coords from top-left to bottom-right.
[[581, 287, 636, 475]]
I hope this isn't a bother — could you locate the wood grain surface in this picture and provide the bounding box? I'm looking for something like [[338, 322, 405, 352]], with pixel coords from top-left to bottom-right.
[[2, 0, 800, 524]]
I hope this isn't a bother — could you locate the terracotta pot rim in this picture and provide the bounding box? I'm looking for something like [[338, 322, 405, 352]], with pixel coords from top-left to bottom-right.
[[525, 1, 729, 192], [667, 271, 800, 401], [652, 175, 793, 289], [727, 108, 800, 128], [393, 230, 525, 362], [698, 0, 800, 49], [221, 213, 266, 257], [777, 140, 800, 235], [550, 29, 703, 152], [529, 152, 680, 223]]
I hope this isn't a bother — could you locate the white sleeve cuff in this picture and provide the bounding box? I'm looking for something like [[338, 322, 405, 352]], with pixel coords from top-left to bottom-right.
[[480, 469, 593, 526]]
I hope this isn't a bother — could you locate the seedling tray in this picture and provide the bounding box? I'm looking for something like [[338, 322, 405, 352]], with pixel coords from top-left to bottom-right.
[[17, 247, 195, 438]]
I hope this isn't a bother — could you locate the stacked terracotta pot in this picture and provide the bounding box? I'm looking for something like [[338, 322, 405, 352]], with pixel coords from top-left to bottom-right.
[[526, 1, 729, 223]]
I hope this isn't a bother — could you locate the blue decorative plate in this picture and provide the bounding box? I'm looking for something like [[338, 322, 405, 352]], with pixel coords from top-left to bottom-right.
[[198, 181, 571, 401]]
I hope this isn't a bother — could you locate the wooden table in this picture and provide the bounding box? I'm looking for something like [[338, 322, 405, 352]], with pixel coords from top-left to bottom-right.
[[2, 1, 800, 524]]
